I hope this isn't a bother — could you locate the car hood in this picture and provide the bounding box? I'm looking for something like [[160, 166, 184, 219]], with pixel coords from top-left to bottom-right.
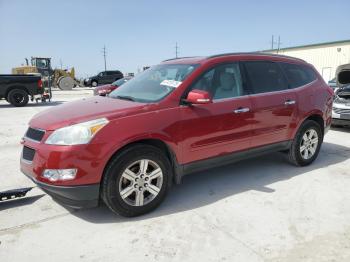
[[29, 96, 150, 130], [95, 84, 115, 91]]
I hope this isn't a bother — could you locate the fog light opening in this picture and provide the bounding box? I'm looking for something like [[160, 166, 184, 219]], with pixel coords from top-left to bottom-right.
[[42, 169, 77, 181]]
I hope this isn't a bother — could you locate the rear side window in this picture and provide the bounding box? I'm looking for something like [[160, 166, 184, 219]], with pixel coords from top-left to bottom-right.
[[280, 63, 317, 88], [243, 61, 288, 94]]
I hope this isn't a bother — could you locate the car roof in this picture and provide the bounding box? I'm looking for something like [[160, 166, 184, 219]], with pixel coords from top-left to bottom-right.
[[161, 52, 307, 65]]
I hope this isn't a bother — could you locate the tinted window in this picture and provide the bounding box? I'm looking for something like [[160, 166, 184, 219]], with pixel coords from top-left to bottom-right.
[[280, 63, 317, 88], [244, 61, 288, 94], [190, 63, 244, 100]]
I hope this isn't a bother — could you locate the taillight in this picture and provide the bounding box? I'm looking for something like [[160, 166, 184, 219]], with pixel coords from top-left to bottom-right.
[[38, 79, 43, 88]]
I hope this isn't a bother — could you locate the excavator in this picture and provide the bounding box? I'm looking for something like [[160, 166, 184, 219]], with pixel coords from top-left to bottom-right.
[[12, 57, 80, 90]]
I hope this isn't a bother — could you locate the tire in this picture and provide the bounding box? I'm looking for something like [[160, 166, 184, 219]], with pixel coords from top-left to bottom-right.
[[91, 80, 98, 87], [288, 120, 323, 166], [102, 144, 171, 217], [7, 89, 29, 107]]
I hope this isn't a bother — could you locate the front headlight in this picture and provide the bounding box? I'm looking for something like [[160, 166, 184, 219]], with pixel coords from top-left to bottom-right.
[[45, 118, 109, 145]]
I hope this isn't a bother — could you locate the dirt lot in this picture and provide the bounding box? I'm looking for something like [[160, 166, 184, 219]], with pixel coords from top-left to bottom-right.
[[1, 89, 350, 262]]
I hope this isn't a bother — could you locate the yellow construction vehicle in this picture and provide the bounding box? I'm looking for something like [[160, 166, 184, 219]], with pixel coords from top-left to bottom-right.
[[12, 57, 80, 90]]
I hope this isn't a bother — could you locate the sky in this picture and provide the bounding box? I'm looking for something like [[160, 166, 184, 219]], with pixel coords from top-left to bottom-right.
[[0, 0, 349, 78]]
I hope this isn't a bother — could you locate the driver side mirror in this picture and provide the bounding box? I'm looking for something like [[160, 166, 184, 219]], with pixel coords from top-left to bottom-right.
[[184, 89, 212, 105]]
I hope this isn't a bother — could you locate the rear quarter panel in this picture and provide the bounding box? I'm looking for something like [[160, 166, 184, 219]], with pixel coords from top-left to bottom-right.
[[290, 77, 333, 139]]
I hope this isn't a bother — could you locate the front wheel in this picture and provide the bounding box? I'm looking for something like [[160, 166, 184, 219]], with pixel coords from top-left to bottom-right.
[[102, 144, 171, 217], [91, 80, 98, 87], [288, 120, 323, 166]]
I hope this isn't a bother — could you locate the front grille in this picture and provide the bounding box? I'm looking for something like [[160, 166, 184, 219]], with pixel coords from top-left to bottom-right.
[[333, 108, 350, 114], [22, 146, 35, 162], [25, 127, 45, 142]]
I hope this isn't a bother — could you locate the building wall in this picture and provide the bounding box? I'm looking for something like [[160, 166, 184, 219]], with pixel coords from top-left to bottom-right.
[[266, 42, 350, 82]]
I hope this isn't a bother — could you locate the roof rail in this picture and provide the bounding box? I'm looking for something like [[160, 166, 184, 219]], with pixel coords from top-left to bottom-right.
[[162, 56, 201, 62], [207, 52, 306, 62]]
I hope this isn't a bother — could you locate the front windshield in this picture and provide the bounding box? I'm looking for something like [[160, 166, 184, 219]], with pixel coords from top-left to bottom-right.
[[109, 64, 198, 102]]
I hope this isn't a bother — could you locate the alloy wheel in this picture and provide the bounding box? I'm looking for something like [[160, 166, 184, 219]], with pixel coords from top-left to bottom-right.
[[118, 159, 163, 206], [299, 128, 319, 159]]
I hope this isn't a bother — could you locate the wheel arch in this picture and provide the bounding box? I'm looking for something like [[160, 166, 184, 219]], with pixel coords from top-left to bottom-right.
[[5, 85, 30, 99], [101, 138, 182, 192], [293, 112, 325, 139]]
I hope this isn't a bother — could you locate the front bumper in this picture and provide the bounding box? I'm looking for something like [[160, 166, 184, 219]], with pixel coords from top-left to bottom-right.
[[84, 79, 91, 86], [22, 167, 100, 208], [332, 118, 350, 126], [19, 134, 109, 208]]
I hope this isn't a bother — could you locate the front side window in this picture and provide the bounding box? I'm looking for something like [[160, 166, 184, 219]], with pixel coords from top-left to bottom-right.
[[190, 63, 244, 100], [244, 61, 288, 94], [109, 64, 198, 103], [280, 63, 317, 88]]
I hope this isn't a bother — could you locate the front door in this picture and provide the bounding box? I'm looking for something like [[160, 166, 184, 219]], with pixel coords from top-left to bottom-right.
[[180, 62, 253, 164]]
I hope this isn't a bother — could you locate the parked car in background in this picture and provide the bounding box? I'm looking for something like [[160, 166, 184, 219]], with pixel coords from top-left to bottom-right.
[[0, 74, 44, 106], [332, 85, 350, 126], [21, 53, 333, 217], [332, 63, 350, 127], [328, 78, 337, 89], [84, 70, 123, 87], [94, 76, 133, 96]]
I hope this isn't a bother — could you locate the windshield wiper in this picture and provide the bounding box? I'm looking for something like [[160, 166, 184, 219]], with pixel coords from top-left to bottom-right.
[[116, 95, 135, 101]]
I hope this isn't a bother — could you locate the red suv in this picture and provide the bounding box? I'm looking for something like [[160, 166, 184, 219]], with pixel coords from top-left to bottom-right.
[[21, 53, 333, 217]]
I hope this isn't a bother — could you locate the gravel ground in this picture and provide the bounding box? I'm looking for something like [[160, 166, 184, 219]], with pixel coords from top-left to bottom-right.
[[0, 89, 350, 262]]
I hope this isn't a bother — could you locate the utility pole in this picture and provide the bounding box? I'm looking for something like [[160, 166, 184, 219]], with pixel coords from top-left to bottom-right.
[[102, 45, 107, 71], [175, 42, 179, 58], [277, 36, 281, 53], [271, 35, 278, 50], [59, 59, 63, 70]]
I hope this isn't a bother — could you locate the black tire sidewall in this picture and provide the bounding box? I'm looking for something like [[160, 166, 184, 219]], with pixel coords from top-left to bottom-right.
[[293, 120, 323, 166], [8, 89, 29, 107], [102, 145, 171, 217]]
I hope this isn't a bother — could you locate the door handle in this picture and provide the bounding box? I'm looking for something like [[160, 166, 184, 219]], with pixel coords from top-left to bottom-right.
[[284, 100, 296, 105], [234, 107, 250, 113]]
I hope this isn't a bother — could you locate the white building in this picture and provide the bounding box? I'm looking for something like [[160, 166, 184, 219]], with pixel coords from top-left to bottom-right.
[[263, 39, 350, 82]]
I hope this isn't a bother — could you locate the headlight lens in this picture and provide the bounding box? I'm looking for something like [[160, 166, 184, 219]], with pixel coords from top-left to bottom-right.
[[45, 118, 109, 145]]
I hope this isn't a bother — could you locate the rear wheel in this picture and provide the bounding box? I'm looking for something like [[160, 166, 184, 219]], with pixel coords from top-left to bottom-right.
[[7, 89, 29, 107], [102, 144, 171, 217], [288, 120, 323, 166]]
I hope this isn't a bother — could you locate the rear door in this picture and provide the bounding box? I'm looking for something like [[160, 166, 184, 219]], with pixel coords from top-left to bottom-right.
[[106, 71, 116, 83], [243, 61, 297, 147], [180, 62, 253, 163]]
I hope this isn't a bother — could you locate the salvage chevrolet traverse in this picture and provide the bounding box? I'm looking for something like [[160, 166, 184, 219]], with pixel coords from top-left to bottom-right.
[[21, 53, 333, 217]]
